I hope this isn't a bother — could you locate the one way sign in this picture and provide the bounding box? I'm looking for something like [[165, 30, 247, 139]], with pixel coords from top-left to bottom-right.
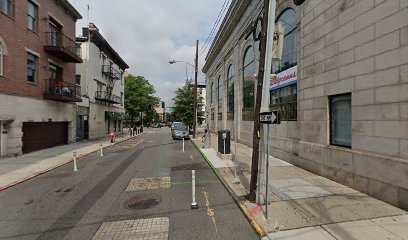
[[259, 111, 280, 124]]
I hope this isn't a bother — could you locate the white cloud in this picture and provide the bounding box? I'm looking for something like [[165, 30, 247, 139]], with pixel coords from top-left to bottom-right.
[[70, 0, 229, 107]]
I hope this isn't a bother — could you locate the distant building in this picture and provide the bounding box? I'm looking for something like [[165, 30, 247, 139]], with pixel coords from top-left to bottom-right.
[[203, 0, 408, 210], [0, 0, 82, 156], [197, 84, 206, 124], [155, 101, 166, 123], [76, 23, 129, 140]]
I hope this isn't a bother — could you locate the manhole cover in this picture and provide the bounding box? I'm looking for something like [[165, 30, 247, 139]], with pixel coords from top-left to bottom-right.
[[126, 196, 161, 210]]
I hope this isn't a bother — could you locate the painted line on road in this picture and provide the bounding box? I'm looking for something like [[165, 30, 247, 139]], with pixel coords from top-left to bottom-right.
[[171, 180, 218, 186], [0, 136, 140, 191], [191, 141, 220, 178], [155, 153, 165, 178], [203, 190, 218, 234], [191, 139, 266, 238]]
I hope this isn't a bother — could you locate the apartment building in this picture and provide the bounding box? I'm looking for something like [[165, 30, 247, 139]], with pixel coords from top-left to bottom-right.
[[203, 0, 408, 210], [0, 0, 82, 156], [76, 23, 128, 141]]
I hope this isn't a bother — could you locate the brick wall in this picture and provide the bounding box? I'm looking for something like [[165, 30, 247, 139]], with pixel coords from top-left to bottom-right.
[[0, 0, 78, 99]]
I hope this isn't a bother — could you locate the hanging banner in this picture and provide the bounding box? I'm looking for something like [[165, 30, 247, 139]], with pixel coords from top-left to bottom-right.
[[270, 65, 297, 90]]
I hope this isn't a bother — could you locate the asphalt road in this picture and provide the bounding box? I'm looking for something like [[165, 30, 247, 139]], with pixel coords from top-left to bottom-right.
[[0, 127, 259, 240]]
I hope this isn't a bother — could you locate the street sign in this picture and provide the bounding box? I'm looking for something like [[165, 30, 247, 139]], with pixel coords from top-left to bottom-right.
[[259, 111, 280, 124]]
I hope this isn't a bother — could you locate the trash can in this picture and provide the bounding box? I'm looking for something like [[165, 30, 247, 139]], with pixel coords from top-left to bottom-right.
[[218, 130, 230, 154]]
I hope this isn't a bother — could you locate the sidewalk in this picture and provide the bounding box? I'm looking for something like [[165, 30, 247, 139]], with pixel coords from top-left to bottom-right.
[[192, 132, 408, 240], [0, 131, 140, 191]]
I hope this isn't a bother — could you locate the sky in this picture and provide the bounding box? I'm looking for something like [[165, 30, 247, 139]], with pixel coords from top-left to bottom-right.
[[69, 0, 231, 109]]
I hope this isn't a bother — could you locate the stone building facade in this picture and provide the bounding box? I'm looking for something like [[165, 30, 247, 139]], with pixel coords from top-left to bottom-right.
[[0, 0, 82, 156], [203, 0, 408, 210]]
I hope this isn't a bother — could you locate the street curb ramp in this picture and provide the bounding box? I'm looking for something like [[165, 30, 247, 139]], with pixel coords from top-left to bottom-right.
[[191, 140, 266, 238]]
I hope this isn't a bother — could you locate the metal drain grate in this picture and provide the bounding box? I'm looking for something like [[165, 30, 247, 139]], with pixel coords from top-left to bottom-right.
[[126, 196, 160, 210]]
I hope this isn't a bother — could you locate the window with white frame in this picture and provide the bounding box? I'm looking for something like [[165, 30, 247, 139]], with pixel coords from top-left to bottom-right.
[[0, 43, 3, 76], [0, 0, 13, 17], [330, 93, 352, 148], [27, 52, 37, 83], [27, 0, 38, 32]]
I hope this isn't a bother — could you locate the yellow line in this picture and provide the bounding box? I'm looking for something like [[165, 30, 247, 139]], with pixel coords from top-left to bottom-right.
[[239, 203, 265, 237], [203, 191, 218, 233]]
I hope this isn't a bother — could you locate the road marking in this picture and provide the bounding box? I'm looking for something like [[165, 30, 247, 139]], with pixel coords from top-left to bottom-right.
[[189, 154, 194, 161], [170, 180, 218, 186], [203, 190, 218, 233], [130, 139, 143, 148], [155, 153, 165, 178]]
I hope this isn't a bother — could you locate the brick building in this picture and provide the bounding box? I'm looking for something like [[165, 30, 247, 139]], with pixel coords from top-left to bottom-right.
[[0, 0, 82, 156], [203, 0, 408, 209]]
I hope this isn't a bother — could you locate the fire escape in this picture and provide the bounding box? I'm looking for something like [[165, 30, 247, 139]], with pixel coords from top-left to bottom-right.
[[95, 64, 122, 105]]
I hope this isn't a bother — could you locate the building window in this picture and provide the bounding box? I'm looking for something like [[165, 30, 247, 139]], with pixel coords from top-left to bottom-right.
[[330, 94, 352, 148], [227, 64, 234, 120], [120, 92, 123, 106], [242, 46, 255, 120], [76, 75, 81, 96], [270, 84, 297, 121], [272, 8, 297, 74], [27, 1, 38, 32], [0, 43, 3, 76], [271, 8, 298, 121], [210, 82, 214, 103], [27, 53, 37, 83], [217, 75, 223, 106], [0, 0, 13, 17]]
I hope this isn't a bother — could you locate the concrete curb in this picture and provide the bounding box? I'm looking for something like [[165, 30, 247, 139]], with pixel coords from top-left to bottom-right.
[[0, 134, 142, 191], [191, 140, 266, 238]]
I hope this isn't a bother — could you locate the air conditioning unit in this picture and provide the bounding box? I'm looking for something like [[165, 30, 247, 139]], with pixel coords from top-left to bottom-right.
[[272, 23, 285, 61]]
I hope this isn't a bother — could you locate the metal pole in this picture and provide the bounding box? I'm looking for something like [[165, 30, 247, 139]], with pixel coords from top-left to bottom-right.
[[265, 124, 270, 219], [100, 143, 103, 157], [73, 151, 78, 172], [223, 138, 226, 154], [183, 137, 185, 152], [191, 170, 199, 209], [193, 40, 199, 139]]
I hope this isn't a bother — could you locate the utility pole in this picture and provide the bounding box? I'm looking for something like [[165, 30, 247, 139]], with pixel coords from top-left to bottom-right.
[[193, 40, 199, 139], [249, 0, 272, 202]]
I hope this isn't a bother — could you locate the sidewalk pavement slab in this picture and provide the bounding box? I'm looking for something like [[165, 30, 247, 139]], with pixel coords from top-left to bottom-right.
[[192, 131, 408, 239]]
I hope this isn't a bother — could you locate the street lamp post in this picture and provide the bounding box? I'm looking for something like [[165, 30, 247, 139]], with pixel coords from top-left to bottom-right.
[[169, 40, 199, 139]]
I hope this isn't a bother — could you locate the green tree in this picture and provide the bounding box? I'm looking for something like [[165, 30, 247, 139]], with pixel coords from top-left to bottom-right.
[[124, 75, 160, 126], [172, 79, 204, 127]]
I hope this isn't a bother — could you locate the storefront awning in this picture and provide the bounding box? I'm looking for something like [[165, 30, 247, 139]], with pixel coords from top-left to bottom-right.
[[105, 111, 126, 120]]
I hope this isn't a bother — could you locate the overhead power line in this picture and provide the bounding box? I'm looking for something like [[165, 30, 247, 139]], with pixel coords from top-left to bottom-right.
[[198, 0, 231, 56]]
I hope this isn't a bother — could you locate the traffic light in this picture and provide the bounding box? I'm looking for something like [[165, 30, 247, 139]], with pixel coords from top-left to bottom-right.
[[293, 0, 306, 6]]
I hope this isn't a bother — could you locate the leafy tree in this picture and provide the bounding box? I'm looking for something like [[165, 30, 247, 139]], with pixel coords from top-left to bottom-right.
[[172, 79, 204, 127], [124, 75, 160, 126]]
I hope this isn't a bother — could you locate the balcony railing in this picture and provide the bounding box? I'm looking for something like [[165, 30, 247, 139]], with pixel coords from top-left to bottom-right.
[[44, 78, 82, 102], [44, 32, 82, 63], [102, 65, 120, 79], [95, 91, 122, 104]]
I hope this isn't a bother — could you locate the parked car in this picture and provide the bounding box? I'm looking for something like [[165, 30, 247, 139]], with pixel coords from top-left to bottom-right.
[[152, 123, 161, 128], [171, 122, 182, 131], [172, 124, 189, 140]]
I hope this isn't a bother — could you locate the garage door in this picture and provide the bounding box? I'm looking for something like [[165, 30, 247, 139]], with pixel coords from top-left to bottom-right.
[[22, 122, 68, 153]]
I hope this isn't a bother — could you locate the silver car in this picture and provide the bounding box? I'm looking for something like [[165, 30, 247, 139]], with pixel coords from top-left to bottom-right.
[[172, 124, 189, 140]]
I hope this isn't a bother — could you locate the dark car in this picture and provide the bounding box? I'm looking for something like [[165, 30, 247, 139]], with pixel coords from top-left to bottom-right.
[[172, 124, 189, 140]]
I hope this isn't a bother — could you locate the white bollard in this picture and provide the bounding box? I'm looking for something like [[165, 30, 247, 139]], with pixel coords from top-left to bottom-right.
[[73, 150, 78, 172], [191, 170, 199, 209], [100, 143, 104, 157], [183, 137, 185, 152]]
